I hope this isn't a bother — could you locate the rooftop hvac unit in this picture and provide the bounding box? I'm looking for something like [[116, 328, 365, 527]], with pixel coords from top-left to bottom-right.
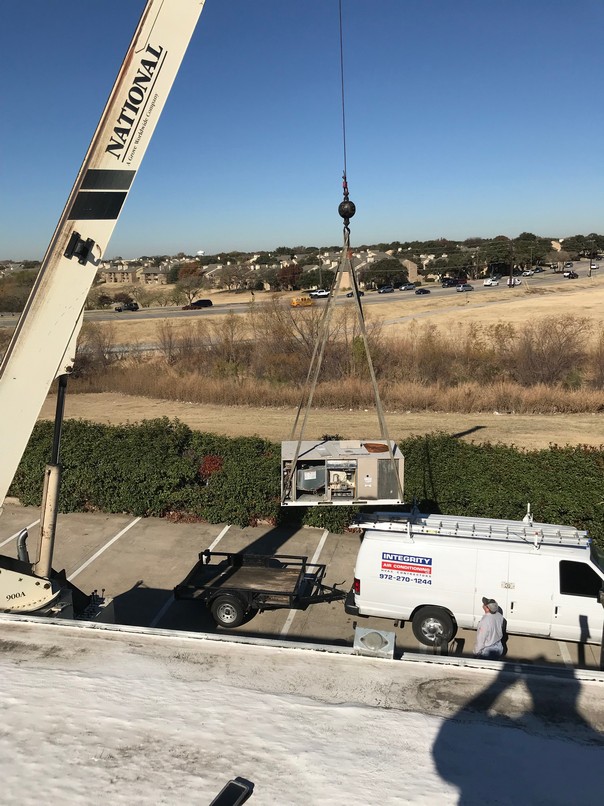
[[281, 439, 404, 507]]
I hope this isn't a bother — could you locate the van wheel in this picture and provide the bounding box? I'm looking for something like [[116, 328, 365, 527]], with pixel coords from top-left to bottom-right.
[[412, 607, 455, 647], [211, 595, 245, 628]]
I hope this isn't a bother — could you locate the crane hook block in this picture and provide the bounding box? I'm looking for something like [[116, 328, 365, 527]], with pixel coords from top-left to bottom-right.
[[338, 199, 356, 226]]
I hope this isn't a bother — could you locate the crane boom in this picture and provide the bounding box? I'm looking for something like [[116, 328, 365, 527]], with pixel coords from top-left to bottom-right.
[[0, 0, 206, 511], [0, 0, 206, 616]]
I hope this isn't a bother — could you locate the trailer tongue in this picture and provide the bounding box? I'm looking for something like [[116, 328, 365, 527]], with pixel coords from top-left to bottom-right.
[[174, 551, 345, 628]]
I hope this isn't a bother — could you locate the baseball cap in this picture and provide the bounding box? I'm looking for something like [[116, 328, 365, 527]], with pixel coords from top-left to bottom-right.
[[482, 597, 498, 613]]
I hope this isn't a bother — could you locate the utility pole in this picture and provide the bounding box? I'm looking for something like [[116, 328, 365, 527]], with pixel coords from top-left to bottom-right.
[[589, 240, 595, 278], [508, 242, 514, 288]]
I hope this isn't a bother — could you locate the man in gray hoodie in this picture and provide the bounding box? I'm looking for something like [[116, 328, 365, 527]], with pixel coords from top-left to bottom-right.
[[474, 597, 505, 658]]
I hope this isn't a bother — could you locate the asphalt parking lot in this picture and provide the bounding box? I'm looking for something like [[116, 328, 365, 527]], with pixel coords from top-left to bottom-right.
[[1, 503, 601, 670]]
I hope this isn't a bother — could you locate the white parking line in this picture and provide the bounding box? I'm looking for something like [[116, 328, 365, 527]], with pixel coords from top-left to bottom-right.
[[208, 524, 231, 552], [280, 529, 329, 637], [557, 640, 573, 667], [0, 520, 40, 549], [149, 524, 231, 628], [68, 517, 141, 581]]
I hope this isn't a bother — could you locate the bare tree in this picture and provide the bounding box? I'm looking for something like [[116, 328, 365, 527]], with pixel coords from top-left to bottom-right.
[[176, 271, 207, 304]]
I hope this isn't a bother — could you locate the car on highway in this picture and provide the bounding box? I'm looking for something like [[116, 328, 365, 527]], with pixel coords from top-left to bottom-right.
[[522, 269, 534, 276], [345, 290, 365, 298], [114, 301, 139, 312], [182, 299, 213, 309], [414, 287, 431, 295], [564, 262, 573, 269], [483, 278, 499, 286], [441, 278, 458, 288], [377, 285, 395, 294], [309, 289, 330, 298], [533, 266, 545, 273], [590, 263, 599, 271], [399, 283, 416, 291], [563, 270, 578, 279], [456, 283, 474, 292], [507, 278, 522, 287]]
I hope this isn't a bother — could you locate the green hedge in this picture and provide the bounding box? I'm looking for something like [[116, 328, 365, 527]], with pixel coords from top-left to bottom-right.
[[10, 419, 283, 527], [9, 421, 604, 546], [402, 433, 604, 547]]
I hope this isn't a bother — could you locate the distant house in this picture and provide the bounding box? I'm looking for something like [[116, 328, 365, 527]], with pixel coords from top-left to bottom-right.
[[319, 251, 340, 269], [202, 263, 225, 284], [141, 265, 169, 285], [99, 262, 138, 284]]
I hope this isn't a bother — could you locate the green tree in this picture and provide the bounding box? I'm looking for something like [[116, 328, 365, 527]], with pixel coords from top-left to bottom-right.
[[301, 268, 335, 290], [254, 252, 273, 266], [359, 258, 408, 288], [561, 235, 587, 257], [297, 254, 320, 267], [167, 264, 180, 283], [430, 251, 474, 277], [586, 233, 604, 257], [483, 238, 514, 274], [513, 238, 549, 267]]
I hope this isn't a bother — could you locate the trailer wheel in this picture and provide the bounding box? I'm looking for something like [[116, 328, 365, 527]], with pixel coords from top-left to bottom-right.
[[211, 595, 246, 628], [412, 607, 455, 647]]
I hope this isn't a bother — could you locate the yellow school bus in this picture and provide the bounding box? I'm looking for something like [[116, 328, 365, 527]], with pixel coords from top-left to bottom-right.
[[290, 296, 315, 308]]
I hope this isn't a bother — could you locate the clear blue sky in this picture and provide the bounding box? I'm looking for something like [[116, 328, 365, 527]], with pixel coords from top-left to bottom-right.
[[2, 0, 603, 260]]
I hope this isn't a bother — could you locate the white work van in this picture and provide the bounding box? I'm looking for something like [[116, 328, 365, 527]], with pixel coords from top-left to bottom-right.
[[345, 512, 604, 647]]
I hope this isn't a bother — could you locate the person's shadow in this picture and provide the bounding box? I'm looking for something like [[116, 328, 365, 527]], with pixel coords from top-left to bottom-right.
[[432, 659, 603, 804]]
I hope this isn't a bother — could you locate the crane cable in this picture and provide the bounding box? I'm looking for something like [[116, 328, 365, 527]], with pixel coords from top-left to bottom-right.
[[283, 0, 403, 505], [339, 0, 349, 198]]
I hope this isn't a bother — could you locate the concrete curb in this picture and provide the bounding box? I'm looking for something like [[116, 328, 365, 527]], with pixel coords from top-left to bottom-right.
[[1, 611, 602, 683]]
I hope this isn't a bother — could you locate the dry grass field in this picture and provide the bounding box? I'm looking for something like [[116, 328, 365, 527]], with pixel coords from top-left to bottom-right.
[[38, 391, 604, 450], [36, 274, 604, 449]]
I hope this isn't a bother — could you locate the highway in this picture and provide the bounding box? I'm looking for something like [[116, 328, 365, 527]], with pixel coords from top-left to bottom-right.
[[0, 259, 596, 330]]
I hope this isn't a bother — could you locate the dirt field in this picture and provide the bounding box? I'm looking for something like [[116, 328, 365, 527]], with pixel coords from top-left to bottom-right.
[[39, 392, 604, 450]]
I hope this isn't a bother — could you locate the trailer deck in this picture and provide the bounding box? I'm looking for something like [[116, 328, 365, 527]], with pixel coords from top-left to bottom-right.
[[181, 562, 304, 596], [174, 550, 345, 626]]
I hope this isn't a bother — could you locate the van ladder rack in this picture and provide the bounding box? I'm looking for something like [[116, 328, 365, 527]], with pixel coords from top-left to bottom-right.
[[356, 512, 589, 549]]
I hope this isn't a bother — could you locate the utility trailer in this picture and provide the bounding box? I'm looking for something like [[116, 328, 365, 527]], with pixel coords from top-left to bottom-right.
[[174, 550, 345, 628]]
